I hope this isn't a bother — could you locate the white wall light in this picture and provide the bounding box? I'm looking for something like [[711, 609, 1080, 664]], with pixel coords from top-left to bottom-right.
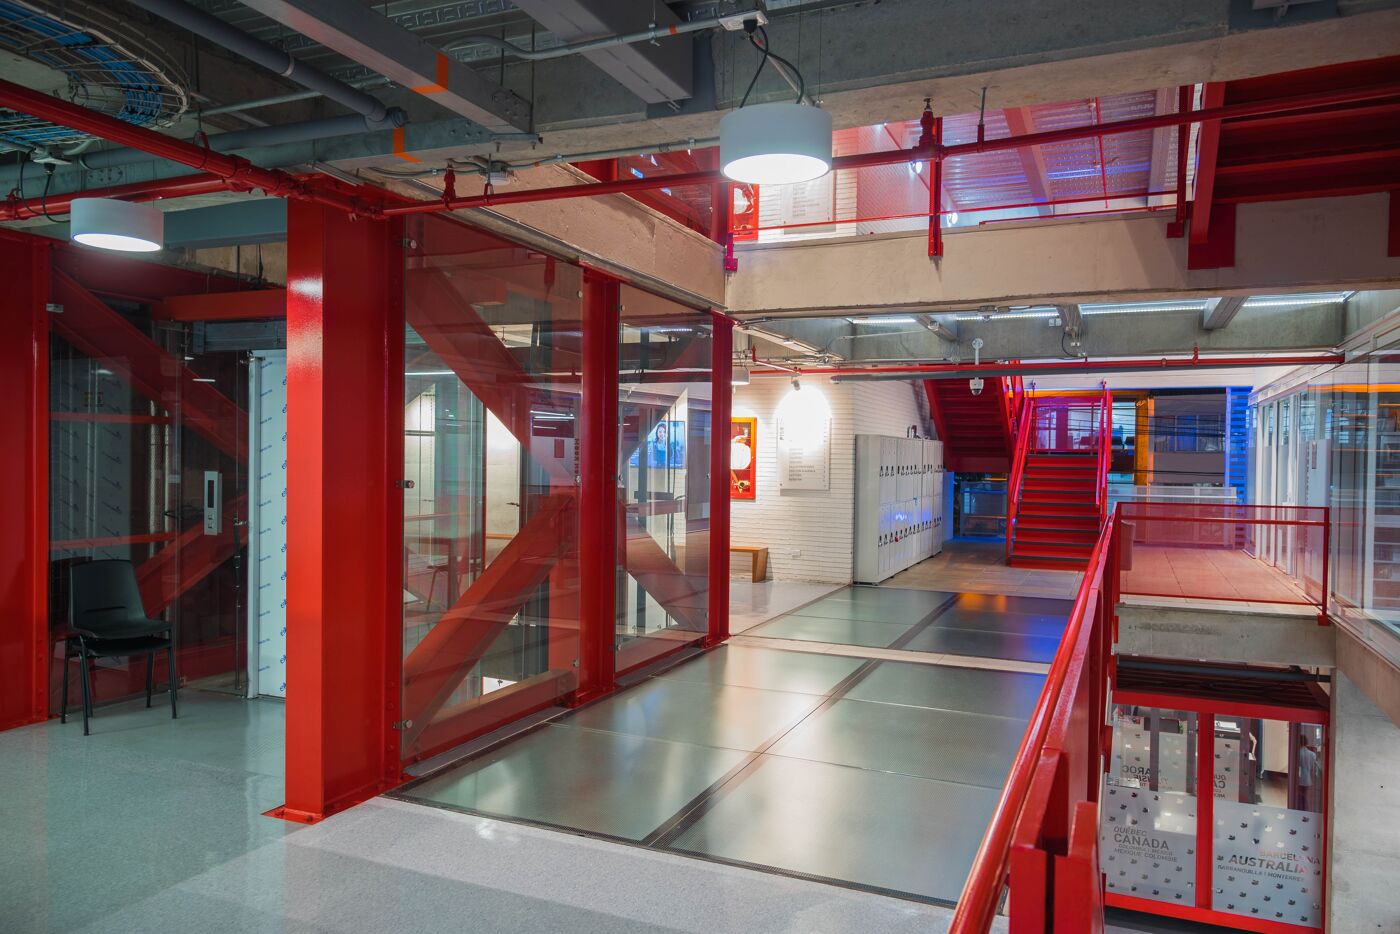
[[70, 198, 163, 252], [720, 102, 832, 186], [732, 365, 751, 386]]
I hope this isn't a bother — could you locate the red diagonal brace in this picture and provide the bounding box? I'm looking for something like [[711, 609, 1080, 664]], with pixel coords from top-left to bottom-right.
[[49, 272, 248, 461], [401, 493, 574, 740], [623, 523, 708, 631], [406, 267, 573, 484], [136, 495, 248, 613]]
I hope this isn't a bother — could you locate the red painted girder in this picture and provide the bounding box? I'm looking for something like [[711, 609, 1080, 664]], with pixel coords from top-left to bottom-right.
[[400, 493, 575, 743], [405, 267, 572, 484], [1189, 82, 1227, 246], [49, 272, 249, 461], [136, 495, 248, 613], [623, 524, 708, 632], [153, 288, 286, 322], [0, 174, 231, 221]]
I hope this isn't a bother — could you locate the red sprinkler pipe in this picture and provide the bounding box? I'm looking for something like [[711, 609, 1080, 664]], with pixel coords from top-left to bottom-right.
[[0, 76, 377, 217], [1, 173, 232, 221]]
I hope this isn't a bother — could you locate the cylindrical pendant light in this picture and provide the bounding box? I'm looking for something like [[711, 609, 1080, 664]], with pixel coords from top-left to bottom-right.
[[720, 101, 832, 186], [70, 198, 164, 252]]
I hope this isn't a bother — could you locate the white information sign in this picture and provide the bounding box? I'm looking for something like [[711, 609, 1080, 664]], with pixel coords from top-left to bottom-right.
[[776, 416, 830, 491]]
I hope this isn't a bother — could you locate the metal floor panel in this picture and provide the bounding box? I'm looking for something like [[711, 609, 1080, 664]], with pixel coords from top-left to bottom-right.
[[667, 754, 1001, 904], [654, 643, 866, 696], [565, 676, 824, 752], [901, 625, 1063, 663], [782, 597, 935, 625], [825, 587, 959, 609], [952, 593, 1075, 615], [406, 723, 748, 841], [846, 660, 1046, 719], [767, 698, 1027, 788], [748, 613, 917, 648], [923, 606, 1068, 637]]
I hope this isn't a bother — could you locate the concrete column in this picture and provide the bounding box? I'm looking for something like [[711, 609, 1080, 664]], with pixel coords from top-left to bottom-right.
[[1327, 672, 1400, 933]]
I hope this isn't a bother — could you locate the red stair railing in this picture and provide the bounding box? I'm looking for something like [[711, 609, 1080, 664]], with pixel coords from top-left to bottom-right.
[[1004, 395, 1037, 561], [951, 510, 1118, 934], [1095, 382, 1112, 522]]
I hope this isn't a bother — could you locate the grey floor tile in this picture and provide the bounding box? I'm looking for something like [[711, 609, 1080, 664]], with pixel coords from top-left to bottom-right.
[[406, 723, 747, 840], [846, 660, 1046, 719], [566, 676, 822, 751], [749, 613, 915, 648], [767, 698, 1027, 788], [923, 607, 1067, 638], [669, 754, 1001, 903], [786, 596, 934, 625], [902, 626, 1063, 663], [952, 593, 1074, 616], [830, 586, 959, 609], [656, 644, 866, 696]]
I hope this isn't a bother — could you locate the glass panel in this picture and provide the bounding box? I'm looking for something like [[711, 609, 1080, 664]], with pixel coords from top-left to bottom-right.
[[615, 284, 712, 673], [399, 215, 582, 761], [1211, 719, 1325, 927], [1102, 705, 1199, 906], [49, 293, 249, 713]]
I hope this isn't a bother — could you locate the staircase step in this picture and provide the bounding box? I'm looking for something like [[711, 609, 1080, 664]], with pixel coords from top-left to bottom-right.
[[1011, 541, 1095, 559], [1018, 515, 1101, 531], [1013, 528, 1099, 545], [1008, 553, 1092, 570], [1020, 503, 1100, 517]]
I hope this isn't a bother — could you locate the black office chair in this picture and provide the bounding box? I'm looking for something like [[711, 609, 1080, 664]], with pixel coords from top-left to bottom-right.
[[60, 559, 178, 735]]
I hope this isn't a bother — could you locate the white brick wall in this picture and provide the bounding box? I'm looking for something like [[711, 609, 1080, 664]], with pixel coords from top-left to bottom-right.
[[730, 376, 929, 583]]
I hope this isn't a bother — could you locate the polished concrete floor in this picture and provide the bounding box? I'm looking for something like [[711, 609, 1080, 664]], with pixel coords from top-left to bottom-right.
[[884, 538, 1083, 600], [400, 585, 1069, 905], [0, 690, 970, 933]]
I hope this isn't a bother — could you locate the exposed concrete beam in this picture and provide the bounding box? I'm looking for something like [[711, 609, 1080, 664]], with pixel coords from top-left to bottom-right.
[[728, 195, 1400, 316], [1202, 295, 1248, 329], [510, 0, 692, 105], [236, 0, 532, 133]]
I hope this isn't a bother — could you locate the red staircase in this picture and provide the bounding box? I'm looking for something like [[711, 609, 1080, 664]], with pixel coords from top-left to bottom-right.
[[1007, 388, 1111, 570], [924, 376, 1021, 472]]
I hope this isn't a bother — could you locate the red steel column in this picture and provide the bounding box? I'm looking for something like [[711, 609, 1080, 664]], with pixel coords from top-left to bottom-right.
[[276, 201, 404, 822], [0, 233, 50, 730], [928, 117, 944, 258], [576, 270, 619, 703], [707, 313, 733, 646]]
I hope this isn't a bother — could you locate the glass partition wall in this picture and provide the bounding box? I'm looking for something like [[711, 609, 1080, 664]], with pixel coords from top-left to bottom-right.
[[398, 216, 724, 763], [616, 285, 712, 672]]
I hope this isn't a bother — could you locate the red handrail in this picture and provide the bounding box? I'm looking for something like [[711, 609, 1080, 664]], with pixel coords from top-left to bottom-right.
[[950, 512, 1116, 933], [1095, 383, 1112, 519], [1004, 395, 1036, 561]]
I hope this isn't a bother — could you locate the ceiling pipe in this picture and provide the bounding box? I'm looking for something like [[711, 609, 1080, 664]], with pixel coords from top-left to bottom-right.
[[750, 354, 1346, 380], [0, 77, 376, 217], [200, 76, 391, 118], [0, 174, 233, 221], [445, 8, 763, 62], [124, 0, 392, 125]]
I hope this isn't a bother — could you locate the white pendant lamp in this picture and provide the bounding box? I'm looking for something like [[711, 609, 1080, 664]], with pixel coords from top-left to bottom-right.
[[70, 197, 163, 252], [720, 101, 832, 186]]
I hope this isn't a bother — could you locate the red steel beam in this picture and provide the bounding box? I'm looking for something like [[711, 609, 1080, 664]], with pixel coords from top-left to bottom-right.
[[49, 271, 249, 461], [0, 77, 375, 217], [0, 234, 49, 731], [399, 493, 574, 744], [1168, 85, 1193, 238], [706, 312, 732, 647], [153, 288, 286, 322], [1190, 83, 1227, 246]]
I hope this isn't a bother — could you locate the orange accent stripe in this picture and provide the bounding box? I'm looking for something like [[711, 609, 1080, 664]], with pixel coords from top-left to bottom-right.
[[392, 127, 421, 163], [668, 24, 678, 35], [410, 52, 452, 94]]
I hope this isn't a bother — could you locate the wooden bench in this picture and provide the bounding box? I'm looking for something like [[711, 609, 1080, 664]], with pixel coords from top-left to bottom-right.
[[730, 545, 769, 582]]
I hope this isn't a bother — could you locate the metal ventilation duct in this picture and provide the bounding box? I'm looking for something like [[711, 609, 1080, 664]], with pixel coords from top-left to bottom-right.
[[0, 0, 189, 151]]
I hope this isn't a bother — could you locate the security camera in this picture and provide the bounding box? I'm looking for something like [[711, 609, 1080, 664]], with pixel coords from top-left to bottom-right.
[[969, 377, 985, 396]]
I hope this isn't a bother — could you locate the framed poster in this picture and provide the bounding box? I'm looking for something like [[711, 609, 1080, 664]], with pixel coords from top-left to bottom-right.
[[730, 417, 757, 500]]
